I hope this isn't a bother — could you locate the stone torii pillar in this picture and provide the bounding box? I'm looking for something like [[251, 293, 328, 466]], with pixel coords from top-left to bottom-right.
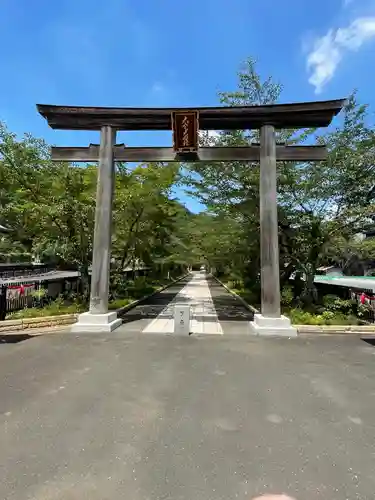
[[249, 125, 297, 336], [72, 126, 122, 333], [260, 125, 281, 317]]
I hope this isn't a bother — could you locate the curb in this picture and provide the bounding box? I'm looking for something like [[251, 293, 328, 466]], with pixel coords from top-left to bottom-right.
[[295, 324, 375, 335], [0, 314, 78, 335], [210, 274, 260, 314]]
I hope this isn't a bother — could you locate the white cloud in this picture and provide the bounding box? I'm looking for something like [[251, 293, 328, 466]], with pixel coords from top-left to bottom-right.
[[307, 31, 342, 94], [336, 17, 375, 48], [306, 17, 375, 93]]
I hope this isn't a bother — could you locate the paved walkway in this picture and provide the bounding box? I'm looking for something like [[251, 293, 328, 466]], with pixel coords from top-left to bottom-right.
[[143, 273, 223, 334], [119, 273, 253, 336]]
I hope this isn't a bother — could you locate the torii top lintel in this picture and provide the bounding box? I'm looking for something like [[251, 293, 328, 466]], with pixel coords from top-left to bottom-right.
[[37, 99, 346, 131]]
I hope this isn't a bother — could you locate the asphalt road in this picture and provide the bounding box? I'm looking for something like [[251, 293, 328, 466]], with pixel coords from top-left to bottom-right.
[[1, 331, 375, 500]]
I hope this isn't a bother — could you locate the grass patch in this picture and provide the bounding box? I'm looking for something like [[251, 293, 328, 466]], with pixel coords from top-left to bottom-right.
[[231, 287, 259, 307], [108, 298, 132, 310], [221, 279, 260, 309], [7, 301, 85, 319]]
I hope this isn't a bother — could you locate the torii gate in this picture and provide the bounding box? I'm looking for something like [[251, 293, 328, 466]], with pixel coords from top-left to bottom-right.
[[37, 99, 345, 335]]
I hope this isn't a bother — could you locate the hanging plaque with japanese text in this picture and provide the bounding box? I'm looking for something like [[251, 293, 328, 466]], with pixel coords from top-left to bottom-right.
[[171, 110, 199, 153]]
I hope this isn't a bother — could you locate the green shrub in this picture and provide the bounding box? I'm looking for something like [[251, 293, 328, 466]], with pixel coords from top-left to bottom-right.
[[321, 310, 335, 322], [223, 279, 260, 307], [281, 286, 294, 307], [7, 298, 85, 319], [322, 294, 355, 314], [322, 294, 340, 308], [357, 303, 372, 318], [288, 308, 324, 325], [330, 314, 359, 325], [110, 274, 166, 300], [109, 273, 130, 299], [287, 307, 359, 325], [31, 287, 47, 299], [108, 298, 132, 310], [231, 287, 257, 305], [227, 272, 243, 290]]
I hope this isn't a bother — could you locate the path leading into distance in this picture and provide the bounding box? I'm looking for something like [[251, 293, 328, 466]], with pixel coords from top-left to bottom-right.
[[119, 272, 253, 336]]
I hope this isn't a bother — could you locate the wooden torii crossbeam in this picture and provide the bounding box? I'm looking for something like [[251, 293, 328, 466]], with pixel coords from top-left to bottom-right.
[[38, 100, 346, 163], [37, 99, 346, 335], [50, 143, 327, 163]]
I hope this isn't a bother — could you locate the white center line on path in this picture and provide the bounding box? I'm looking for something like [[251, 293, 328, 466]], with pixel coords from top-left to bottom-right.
[[142, 273, 223, 335]]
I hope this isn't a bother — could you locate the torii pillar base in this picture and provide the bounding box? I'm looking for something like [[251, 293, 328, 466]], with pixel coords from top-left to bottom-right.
[[249, 314, 297, 337], [71, 312, 122, 333]]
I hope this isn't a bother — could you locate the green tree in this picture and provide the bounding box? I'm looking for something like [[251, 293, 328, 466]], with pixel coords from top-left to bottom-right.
[[185, 59, 375, 306], [278, 93, 375, 303], [0, 122, 190, 300], [184, 58, 284, 300]]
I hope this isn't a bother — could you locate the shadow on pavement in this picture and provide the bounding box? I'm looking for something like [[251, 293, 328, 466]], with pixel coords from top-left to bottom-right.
[[0, 333, 35, 344], [362, 337, 375, 347], [119, 279, 190, 325], [119, 273, 254, 326], [206, 276, 254, 322]]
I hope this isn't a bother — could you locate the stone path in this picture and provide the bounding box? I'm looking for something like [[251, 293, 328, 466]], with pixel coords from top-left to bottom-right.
[[142, 272, 223, 334], [117, 273, 254, 336]]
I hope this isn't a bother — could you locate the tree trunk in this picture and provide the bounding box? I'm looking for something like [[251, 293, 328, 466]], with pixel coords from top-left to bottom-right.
[[301, 264, 317, 307], [79, 264, 90, 303]]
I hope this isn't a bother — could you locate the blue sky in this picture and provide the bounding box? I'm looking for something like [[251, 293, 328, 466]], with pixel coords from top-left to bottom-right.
[[1, 0, 375, 212]]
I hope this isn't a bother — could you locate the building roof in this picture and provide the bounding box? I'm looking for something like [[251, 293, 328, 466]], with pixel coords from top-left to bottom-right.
[[37, 99, 346, 131], [0, 270, 80, 285], [314, 275, 375, 292]]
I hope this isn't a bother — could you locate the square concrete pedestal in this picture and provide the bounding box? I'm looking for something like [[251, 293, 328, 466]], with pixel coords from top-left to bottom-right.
[[71, 311, 122, 333], [249, 314, 297, 337]]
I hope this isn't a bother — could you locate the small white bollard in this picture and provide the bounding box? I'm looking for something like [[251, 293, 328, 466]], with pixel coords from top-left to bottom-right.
[[174, 304, 190, 335]]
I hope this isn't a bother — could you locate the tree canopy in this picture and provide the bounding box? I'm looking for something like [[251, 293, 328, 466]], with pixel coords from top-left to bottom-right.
[[185, 58, 375, 303]]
